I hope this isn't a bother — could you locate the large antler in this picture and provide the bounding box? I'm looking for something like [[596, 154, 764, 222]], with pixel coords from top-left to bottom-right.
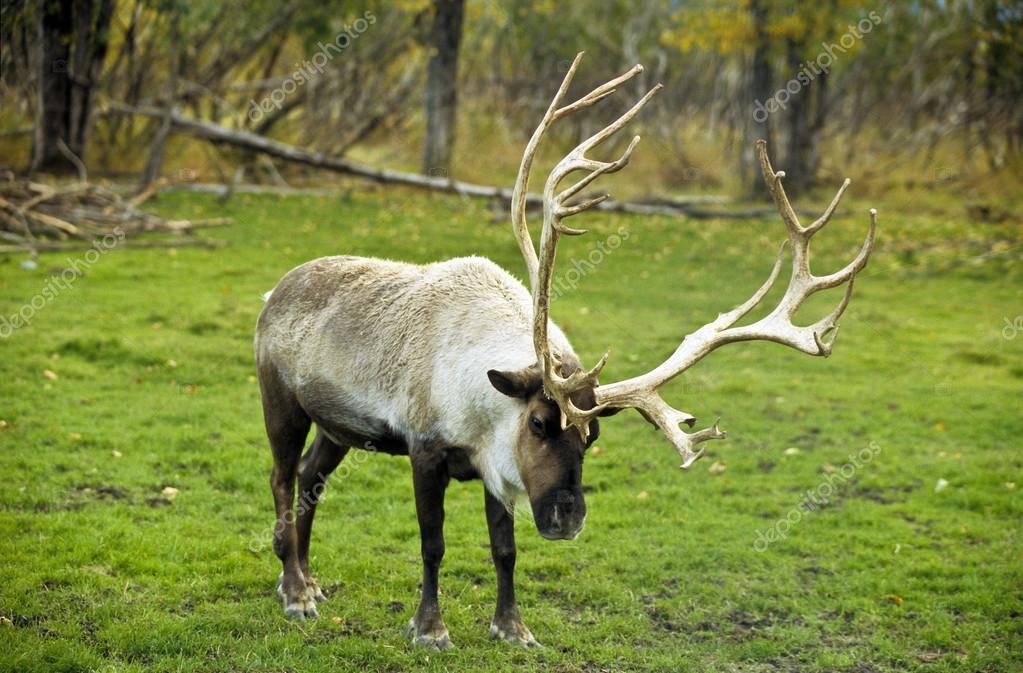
[[517, 57, 876, 471], [590, 140, 876, 467], [513, 52, 661, 441], [512, 53, 659, 292]]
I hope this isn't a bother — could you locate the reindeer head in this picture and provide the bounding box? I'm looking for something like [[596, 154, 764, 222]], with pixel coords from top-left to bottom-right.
[[507, 52, 876, 491], [487, 362, 601, 539]]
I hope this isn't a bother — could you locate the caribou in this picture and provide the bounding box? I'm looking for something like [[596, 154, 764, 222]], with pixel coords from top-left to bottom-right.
[[254, 53, 876, 649]]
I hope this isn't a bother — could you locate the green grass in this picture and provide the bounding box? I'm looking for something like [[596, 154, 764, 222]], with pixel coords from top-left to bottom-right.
[[0, 187, 1021, 673]]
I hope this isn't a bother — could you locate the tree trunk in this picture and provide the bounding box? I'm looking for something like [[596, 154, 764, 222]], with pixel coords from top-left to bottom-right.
[[29, 0, 113, 173], [69, 0, 112, 157], [782, 37, 818, 197], [30, 0, 74, 173], [422, 0, 465, 177], [140, 13, 181, 190], [741, 0, 773, 195]]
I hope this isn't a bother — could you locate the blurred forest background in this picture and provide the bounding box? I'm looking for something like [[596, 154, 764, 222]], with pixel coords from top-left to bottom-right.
[[1, 0, 1021, 208]]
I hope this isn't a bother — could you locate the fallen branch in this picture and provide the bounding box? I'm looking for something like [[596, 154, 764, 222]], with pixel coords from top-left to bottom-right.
[[17, 183, 91, 212], [0, 238, 228, 254], [0, 196, 36, 242], [129, 177, 168, 208], [633, 194, 729, 206], [163, 183, 343, 198], [105, 104, 789, 219], [25, 209, 85, 237], [159, 217, 232, 231], [0, 178, 231, 253], [0, 125, 33, 138], [169, 181, 798, 221], [105, 102, 537, 195]]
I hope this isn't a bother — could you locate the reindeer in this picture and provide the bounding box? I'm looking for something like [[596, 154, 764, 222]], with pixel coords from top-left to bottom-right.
[[254, 53, 876, 649]]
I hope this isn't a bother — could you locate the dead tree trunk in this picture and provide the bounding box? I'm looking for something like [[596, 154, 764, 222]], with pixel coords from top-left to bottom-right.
[[140, 13, 181, 190], [69, 0, 113, 157], [30, 0, 113, 173], [422, 0, 465, 177], [782, 37, 820, 197], [30, 0, 74, 172]]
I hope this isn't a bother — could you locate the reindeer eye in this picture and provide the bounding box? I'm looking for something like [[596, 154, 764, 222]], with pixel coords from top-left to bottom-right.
[[529, 415, 545, 434]]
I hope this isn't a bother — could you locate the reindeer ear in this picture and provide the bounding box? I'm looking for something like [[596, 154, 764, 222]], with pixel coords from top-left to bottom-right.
[[487, 368, 540, 399]]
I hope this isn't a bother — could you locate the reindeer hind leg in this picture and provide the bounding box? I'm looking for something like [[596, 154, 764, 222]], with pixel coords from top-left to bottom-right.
[[295, 429, 350, 602], [260, 362, 315, 619]]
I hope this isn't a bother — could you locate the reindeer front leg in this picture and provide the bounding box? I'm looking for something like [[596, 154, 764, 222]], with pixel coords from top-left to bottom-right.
[[407, 453, 453, 649], [485, 490, 541, 648]]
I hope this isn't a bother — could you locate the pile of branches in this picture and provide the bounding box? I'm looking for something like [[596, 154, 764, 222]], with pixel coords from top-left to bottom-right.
[[0, 176, 229, 254]]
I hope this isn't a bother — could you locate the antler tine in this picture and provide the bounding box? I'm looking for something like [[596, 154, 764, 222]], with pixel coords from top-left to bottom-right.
[[569, 85, 661, 160], [553, 62, 646, 120], [527, 57, 660, 441], [559, 135, 641, 206], [757, 139, 803, 235], [511, 58, 578, 291], [711, 240, 788, 330], [587, 140, 877, 468], [810, 279, 855, 355], [511, 52, 648, 292], [807, 178, 851, 235], [640, 393, 724, 469], [807, 208, 877, 293], [548, 85, 661, 231]]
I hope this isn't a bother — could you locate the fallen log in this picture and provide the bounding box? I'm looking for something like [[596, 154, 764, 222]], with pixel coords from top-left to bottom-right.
[[0, 238, 228, 254], [0, 125, 33, 138], [105, 104, 801, 220], [162, 183, 345, 198], [167, 182, 795, 221]]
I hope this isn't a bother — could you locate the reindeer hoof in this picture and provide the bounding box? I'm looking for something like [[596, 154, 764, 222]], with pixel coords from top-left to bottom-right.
[[406, 618, 455, 650], [277, 573, 319, 620], [283, 599, 319, 621], [304, 576, 328, 602], [490, 617, 542, 649]]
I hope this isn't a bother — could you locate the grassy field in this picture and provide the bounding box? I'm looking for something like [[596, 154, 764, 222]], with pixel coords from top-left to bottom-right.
[[0, 186, 1020, 673]]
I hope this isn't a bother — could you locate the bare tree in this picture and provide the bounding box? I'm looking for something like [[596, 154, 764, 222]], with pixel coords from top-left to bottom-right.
[[139, 12, 182, 191], [781, 35, 828, 196], [31, 0, 74, 172], [422, 0, 465, 176], [30, 0, 114, 173]]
